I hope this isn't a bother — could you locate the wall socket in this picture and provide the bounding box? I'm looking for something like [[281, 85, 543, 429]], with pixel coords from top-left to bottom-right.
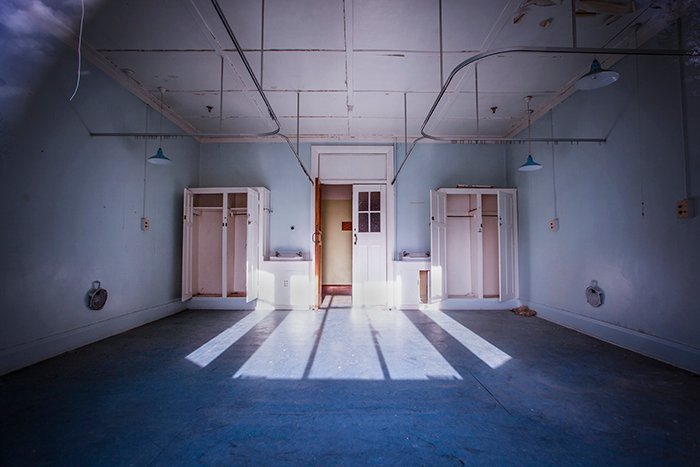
[[548, 218, 559, 231], [141, 217, 150, 231], [676, 199, 694, 219]]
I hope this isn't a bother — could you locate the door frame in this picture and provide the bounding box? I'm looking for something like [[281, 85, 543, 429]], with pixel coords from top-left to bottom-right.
[[309, 146, 395, 308]]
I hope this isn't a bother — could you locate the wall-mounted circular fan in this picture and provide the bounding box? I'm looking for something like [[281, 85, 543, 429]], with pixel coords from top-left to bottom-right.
[[585, 280, 604, 308], [87, 281, 108, 310]]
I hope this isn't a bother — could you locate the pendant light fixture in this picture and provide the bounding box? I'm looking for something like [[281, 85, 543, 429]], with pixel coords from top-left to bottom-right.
[[519, 96, 542, 172], [148, 87, 172, 165], [575, 59, 620, 91]]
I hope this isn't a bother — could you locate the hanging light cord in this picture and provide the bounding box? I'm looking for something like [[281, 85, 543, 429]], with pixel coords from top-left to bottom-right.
[[158, 88, 164, 148], [69, 0, 85, 101], [527, 97, 532, 154]]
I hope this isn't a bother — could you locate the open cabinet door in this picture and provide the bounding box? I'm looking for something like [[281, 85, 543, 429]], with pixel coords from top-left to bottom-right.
[[181, 188, 194, 301], [245, 188, 260, 302], [314, 178, 322, 309], [430, 190, 447, 303], [498, 191, 516, 301]]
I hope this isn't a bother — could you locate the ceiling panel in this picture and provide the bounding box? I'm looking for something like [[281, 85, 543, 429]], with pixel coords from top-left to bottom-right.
[[86, 0, 211, 50], [158, 91, 220, 117], [103, 51, 221, 91], [186, 116, 276, 134], [301, 92, 348, 117], [442, 0, 511, 52], [354, 52, 441, 92], [265, 0, 345, 50], [263, 52, 347, 91], [489, 2, 576, 50], [471, 53, 595, 93], [279, 117, 348, 135], [351, 118, 422, 137], [351, 92, 401, 118], [266, 92, 348, 117], [222, 51, 262, 91], [353, 0, 439, 51], [434, 91, 553, 120], [352, 92, 438, 119], [189, 0, 263, 50]]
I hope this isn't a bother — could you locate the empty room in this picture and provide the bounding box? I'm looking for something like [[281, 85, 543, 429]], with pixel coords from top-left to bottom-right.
[[1, 0, 699, 465]]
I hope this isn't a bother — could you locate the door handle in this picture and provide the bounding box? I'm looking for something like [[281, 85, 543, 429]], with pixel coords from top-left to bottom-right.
[[312, 232, 317, 243], [354, 233, 358, 245]]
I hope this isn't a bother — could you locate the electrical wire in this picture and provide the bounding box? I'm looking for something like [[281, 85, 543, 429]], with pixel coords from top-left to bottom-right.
[[69, 0, 85, 101]]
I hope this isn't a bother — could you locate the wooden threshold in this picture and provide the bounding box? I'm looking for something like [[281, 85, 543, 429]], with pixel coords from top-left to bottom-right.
[[322, 284, 351, 296]]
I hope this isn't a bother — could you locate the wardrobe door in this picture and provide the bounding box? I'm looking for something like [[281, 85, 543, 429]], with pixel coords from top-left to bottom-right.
[[181, 188, 194, 301], [498, 191, 517, 301], [245, 188, 260, 302], [430, 190, 447, 302]]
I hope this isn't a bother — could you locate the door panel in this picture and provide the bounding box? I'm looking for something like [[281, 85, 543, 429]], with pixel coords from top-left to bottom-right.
[[352, 184, 387, 306], [314, 179, 322, 308], [498, 191, 516, 301], [430, 190, 447, 302], [181, 188, 193, 301], [246, 188, 259, 302]]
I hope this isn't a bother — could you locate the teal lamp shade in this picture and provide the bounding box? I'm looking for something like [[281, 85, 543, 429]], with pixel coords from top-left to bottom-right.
[[518, 154, 542, 172], [148, 147, 171, 165], [576, 59, 620, 90]]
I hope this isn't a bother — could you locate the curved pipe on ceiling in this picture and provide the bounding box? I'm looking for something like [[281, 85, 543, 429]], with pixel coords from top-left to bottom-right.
[[208, 0, 313, 183], [391, 45, 699, 185]]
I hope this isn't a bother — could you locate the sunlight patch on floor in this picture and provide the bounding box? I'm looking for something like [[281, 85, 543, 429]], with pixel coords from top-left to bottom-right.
[[422, 309, 512, 369], [233, 308, 462, 380], [185, 310, 273, 368], [233, 310, 324, 379]]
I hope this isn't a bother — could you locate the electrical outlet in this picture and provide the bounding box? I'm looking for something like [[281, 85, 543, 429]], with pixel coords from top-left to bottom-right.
[[141, 217, 150, 231], [548, 218, 559, 231], [677, 199, 694, 219]]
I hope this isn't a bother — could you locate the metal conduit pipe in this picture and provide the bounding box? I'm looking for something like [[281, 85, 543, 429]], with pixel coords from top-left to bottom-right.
[[391, 45, 699, 185], [208, 0, 313, 183]]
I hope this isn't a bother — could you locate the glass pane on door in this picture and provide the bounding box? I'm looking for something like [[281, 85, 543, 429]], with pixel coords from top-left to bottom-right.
[[370, 191, 380, 211], [370, 213, 380, 232], [358, 192, 369, 211], [358, 213, 369, 232]]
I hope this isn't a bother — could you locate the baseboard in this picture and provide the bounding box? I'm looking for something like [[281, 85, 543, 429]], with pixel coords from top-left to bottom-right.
[[0, 299, 185, 376], [186, 297, 256, 310], [526, 300, 700, 375], [438, 298, 522, 311]]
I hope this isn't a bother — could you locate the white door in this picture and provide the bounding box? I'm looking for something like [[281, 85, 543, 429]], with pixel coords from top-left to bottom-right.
[[498, 191, 516, 301], [352, 184, 387, 306], [245, 188, 260, 302], [181, 188, 194, 301], [430, 190, 447, 302]]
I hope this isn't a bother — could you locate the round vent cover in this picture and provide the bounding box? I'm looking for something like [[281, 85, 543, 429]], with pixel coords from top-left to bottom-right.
[[585, 280, 604, 308], [88, 281, 108, 310]]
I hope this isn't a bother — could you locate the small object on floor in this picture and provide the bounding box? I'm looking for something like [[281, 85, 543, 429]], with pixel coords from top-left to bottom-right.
[[511, 305, 537, 317]]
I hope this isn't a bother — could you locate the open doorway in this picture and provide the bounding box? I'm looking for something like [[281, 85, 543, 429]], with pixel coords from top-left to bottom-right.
[[319, 184, 353, 308], [310, 146, 395, 310]]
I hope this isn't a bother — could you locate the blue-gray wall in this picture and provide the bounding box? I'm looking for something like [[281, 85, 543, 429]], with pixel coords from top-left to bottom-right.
[[506, 32, 700, 371], [394, 143, 506, 254], [199, 142, 313, 253], [0, 45, 199, 374]]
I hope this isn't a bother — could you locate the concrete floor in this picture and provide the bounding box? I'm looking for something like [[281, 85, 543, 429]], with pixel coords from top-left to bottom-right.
[[1, 307, 699, 465]]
